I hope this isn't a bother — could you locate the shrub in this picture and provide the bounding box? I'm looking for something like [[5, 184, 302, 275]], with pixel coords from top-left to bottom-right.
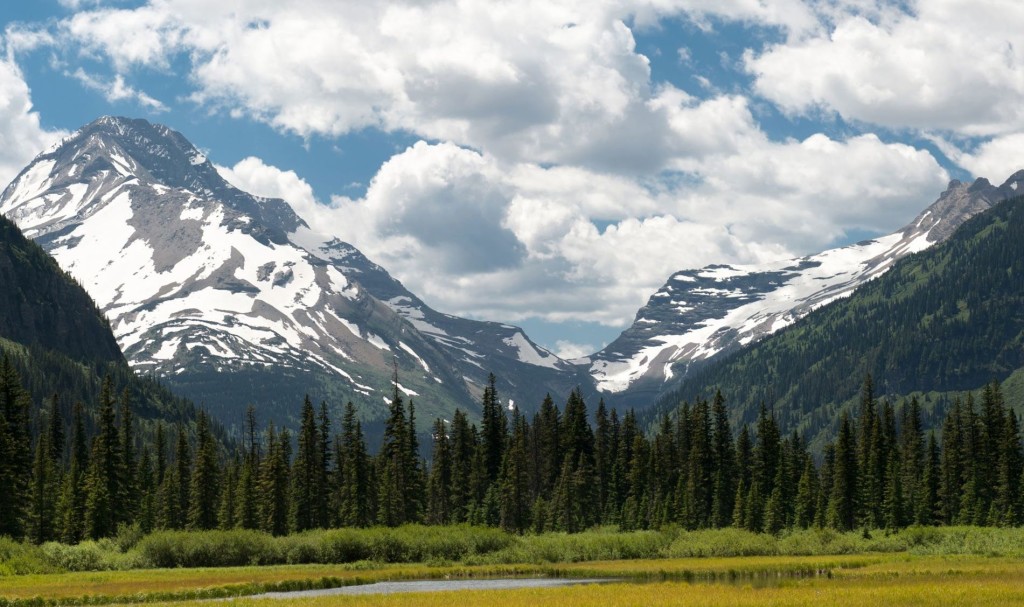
[[136, 529, 280, 568], [0, 537, 53, 576]]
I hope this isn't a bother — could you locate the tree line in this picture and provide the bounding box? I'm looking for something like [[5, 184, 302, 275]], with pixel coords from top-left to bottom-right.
[[2, 358, 1023, 543]]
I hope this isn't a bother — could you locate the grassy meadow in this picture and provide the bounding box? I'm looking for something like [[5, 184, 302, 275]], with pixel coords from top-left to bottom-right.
[[1, 526, 1023, 606]]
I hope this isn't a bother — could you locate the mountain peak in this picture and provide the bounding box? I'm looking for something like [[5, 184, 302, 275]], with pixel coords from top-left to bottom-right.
[[586, 171, 1019, 399], [2, 116, 304, 244]]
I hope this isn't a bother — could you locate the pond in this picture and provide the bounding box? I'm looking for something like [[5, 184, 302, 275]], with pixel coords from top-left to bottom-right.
[[253, 578, 618, 598]]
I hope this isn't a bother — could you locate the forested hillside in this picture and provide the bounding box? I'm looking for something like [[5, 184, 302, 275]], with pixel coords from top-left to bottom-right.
[[653, 194, 1024, 444]]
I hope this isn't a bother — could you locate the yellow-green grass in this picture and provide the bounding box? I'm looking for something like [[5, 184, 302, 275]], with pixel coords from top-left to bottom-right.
[[143, 558, 1024, 607], [0, 554, 928, 605], [149, 575, 1024, 607]]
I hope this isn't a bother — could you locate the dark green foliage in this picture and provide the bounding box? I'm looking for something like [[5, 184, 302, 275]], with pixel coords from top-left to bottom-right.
[[84, 378, 121, 539], [497, 408, 531, 533], [655, 195, 1024, 447], [188, 411, 219, 530], [260, 424, 290, 536], [826, 414, 858, 531], [58, 402, 88, 543], [336, 401, 372, 527], [0, 357, 31, 539], [290, 396, 320, 532], [0, 215, 122, 365]]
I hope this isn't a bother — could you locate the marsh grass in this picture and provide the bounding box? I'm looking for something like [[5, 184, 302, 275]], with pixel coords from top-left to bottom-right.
[[2, 525, 1024, 576]]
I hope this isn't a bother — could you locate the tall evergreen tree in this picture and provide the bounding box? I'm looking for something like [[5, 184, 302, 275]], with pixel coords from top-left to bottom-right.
[[236, 407, 260, 529], [426, 418, 452, 525], [118, 391, 137, 526], [498, 407, 532, 533], [317, 401, 332, 528], [377, 369, 411, 527], [793, 457, 818, 528], [84, 377, 122, 539], [337, 401, 372, 527], [0, 358, 32, 539], [260, 423, 290, 535], [218, 456, 238, 530], [58, 402, 88, 543], [709, 391, 736, 528], [136, 446, 156, 534], [291, 396, 320, 532], [827, 414, 858, 531], [449, 409, 476, 522], [28, 396, 63, 543], [480, 374, 507, 485], [188, 410, 219, 530]]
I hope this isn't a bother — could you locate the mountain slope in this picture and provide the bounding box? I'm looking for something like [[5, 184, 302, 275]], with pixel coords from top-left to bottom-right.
[[0, 214, 122, 365], [0, 117, 582, 430], [653, 192, 1024, 444], [0, 212, 211, 439], [586, 175, 1021, 404]]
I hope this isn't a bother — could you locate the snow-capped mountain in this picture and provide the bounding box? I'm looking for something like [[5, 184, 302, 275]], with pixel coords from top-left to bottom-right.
[[585, 174, 1024, 402], [0, 116, 582, 428]]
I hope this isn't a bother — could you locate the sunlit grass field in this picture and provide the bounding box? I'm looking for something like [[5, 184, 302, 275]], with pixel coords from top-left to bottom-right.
[[3, 527, 1024, 606], [2, 555, 1023, 606]]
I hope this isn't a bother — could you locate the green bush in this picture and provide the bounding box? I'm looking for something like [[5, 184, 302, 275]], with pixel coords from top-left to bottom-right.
[[489, 528, 674, 564], [136, 529, 280, 568], [665, 528, 779, 557], [0, 537, 52, 576], [38, 539, 135, 571]]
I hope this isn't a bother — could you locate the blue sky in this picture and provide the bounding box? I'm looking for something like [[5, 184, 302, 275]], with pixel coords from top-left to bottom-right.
[[1, 1, 1020, 357]]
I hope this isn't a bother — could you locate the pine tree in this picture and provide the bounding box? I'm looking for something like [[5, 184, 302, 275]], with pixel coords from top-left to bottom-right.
[[882, 448, 904, 530], [28, 396, 63, 543], [337, 401, 372, 527], [918, 431, 941, 525], [218, 456, 238, 530], [136, 447, 156, 534], [939, 397, 964, 524], [593, 399, 612, 519], [857, 376, 883, 529], [118, 390, 137, 526], [683, 399, 712, 529], [236, 407, 260, 529], [189, 410, 219, 530], [827, 414, 858, 531], [316, 401, 332, 528], [449, 409, 476, 522], [709, 391, 736, 528], [793, 457, 818, 528], [731, 426, 752, 528], [498, 408, 531, 533], [534, 394, 561, 498], [747, 404, 779, 530], [900, 398, 925, 525], [291, 396, 320, 532], [405, 399, 424, 523], [58, 402, 88, 543], [0, 357, 32, 539], [174, 425, 192, 528], [377, 371, 410, 527], [815, 444, 835, 529], [480, 373, 506, 485], [426, 418, 452, 525], [991, 408, 1022, 525], [260, 423, 290, 535], [84, 377, 122, 539]]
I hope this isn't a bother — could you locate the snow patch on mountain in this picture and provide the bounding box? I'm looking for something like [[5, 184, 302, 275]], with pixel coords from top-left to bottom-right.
[[589, 174, 1022, 396]]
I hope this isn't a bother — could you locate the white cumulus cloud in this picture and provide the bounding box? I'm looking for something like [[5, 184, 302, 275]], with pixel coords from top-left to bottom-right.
[[0, 57, 66, 192]]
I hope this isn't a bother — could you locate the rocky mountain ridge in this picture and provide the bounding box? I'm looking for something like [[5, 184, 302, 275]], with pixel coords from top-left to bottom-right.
[[583, 173, 1024, 404], [0, 117, 583, 428]]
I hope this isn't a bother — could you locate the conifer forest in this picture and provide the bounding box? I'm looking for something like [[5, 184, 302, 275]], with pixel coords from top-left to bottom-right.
[[3, 356, 1022, 544]]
